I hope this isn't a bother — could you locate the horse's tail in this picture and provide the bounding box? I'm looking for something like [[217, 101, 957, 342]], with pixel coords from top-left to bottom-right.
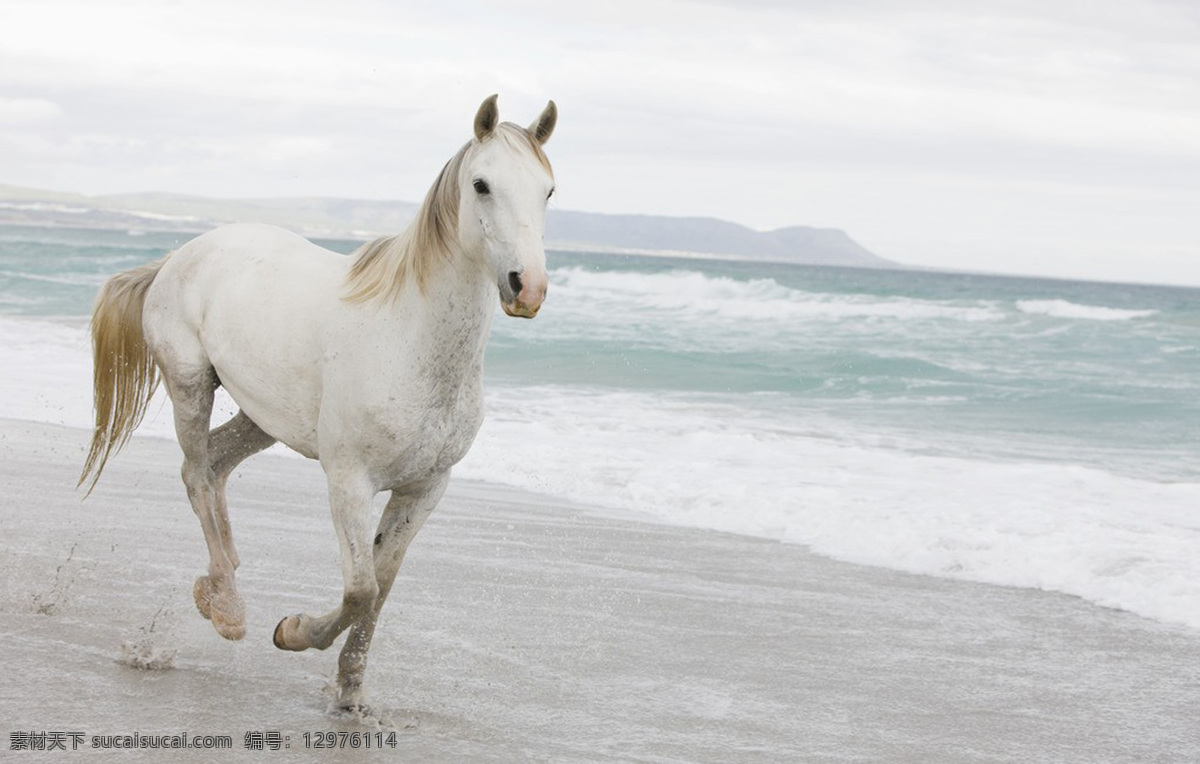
[[78, 256, 169, 495]]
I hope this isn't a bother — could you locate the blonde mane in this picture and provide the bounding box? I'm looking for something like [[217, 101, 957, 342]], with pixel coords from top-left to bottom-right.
[[343, 122, 554, 303]]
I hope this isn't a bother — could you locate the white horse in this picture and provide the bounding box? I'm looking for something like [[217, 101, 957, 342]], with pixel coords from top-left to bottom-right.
[[79, 95, 557, 710]]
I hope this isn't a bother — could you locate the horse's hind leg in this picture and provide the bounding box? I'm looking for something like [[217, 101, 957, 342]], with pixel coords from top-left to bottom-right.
[[163, 367, 247, 640], [208, 410, 276, 569]]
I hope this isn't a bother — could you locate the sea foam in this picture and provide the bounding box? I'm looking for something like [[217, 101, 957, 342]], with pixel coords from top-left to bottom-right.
[[1016, 299, 1158, 321], [551, 268, 1006, 324]]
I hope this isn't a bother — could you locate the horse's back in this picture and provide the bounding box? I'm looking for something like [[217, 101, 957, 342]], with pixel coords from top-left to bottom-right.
[[149, 223, 342, 314], [144, 223, 346, 455]]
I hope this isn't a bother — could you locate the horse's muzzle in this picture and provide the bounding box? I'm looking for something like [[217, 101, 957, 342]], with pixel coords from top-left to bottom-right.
[[502, 300, 541, 318], [500, 269, 546, 319]]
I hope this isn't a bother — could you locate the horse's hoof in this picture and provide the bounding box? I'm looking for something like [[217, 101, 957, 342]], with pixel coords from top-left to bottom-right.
[[273, 615, 307, 651], [197, 576, 245, 641], [193, 576, 214, 620], [213, 615, 246, 641]]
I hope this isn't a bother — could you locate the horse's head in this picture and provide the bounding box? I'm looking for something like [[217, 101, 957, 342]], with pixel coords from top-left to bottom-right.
[[457, 94, 557, 319]]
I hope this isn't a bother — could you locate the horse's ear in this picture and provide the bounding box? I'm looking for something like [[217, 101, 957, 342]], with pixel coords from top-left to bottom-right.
[[529, 100, 557, 145], [474, 94, 499, 141]]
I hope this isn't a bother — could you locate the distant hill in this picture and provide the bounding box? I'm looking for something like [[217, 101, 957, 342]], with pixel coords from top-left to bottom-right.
[[0, 183, 894, 267], [546, 210, 889, 267]]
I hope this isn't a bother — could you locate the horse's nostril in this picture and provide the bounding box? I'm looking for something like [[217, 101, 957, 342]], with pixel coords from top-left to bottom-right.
[[507, 271, 523, 296]]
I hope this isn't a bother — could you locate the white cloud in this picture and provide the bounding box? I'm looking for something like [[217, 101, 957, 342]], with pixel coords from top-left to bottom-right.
[[0, 96, 62, 125]]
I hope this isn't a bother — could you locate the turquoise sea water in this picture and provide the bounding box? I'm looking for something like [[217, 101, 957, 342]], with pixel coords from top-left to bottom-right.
[[2, 224, 1198, 628], [6, 224, 1196, 480]]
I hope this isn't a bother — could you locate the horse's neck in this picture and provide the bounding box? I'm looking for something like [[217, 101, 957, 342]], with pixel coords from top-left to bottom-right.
[[394, 252, 495, 380]]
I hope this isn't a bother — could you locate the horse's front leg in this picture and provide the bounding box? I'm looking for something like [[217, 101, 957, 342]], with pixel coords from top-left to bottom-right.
[[273, 469, 379, 652], [333, 473, 449, 709]]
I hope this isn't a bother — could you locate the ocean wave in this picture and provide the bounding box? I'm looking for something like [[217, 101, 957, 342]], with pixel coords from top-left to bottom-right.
[[0, 269, 109, 287], [1016, 299, 1158, 321], [550, 267, 1005, 324]]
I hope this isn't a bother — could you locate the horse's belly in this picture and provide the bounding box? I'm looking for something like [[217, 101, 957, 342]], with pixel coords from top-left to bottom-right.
[[217, 370, 322, 458], [202, 298, 327, 457]]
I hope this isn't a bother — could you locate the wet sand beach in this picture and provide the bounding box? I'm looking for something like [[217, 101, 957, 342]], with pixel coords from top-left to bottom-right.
[[1, 418, 1197, 762]]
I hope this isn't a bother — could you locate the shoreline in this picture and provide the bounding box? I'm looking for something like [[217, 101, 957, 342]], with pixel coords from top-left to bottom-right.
[[1, 417, 1198, 761]]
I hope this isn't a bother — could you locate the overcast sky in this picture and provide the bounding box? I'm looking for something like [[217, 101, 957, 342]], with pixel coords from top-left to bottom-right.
[[1, 0, 1197, 285]]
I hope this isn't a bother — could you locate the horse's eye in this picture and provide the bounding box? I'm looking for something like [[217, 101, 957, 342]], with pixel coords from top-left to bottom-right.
[[547, 187, 555, 201], [473, 179, 490, 195]]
